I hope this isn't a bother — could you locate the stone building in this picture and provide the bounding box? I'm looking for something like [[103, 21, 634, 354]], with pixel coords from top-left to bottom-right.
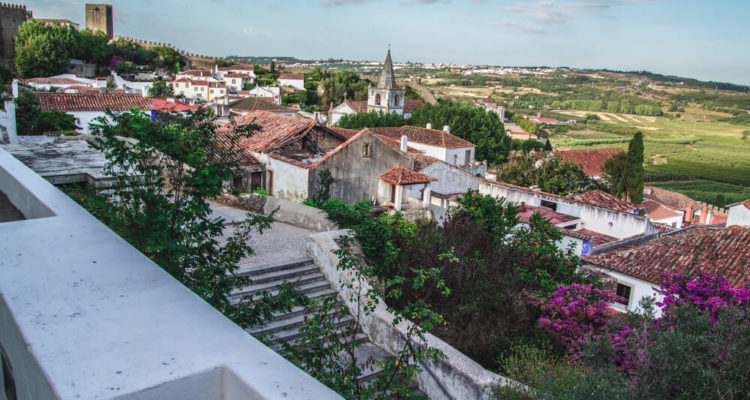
[[0, 3, 32, 69], [85, 3, 113, 39]]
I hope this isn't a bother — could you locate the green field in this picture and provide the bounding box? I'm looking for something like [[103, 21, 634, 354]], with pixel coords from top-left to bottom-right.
[[549, 108, 750, 204]]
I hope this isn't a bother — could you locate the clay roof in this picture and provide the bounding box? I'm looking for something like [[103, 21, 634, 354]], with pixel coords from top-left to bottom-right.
[[644, 186, 699, 210], [24, 77, 83, 85], [178, 70, 212, 77], [484, 95, 496, 104], [517, 203, 578, 225], [643, 200, 682, 220], [412, 154, 440, 171], [220, 110, 345, 153], [149, 98, 199, 112], [344, 100, 368, 113], [279, 73, 304, 80], [328, 127, 360, 140], [404, 99, 424, 113], [558, 148, 624, 176], [379, 165, 437, 186], [215, 132, 261, 167], [584, 226, 750, 286], [565, 190, 639, 213], [577, 229, 618, 247], [229, 97, 296, 114], [222, 73, 248, 79], [34, 92, 152, 112], [728, 199, 750, 209], [370, 126, 475, 149]]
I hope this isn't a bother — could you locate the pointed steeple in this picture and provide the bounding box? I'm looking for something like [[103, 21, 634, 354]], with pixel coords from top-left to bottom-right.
[[377, 49, 397, 89]]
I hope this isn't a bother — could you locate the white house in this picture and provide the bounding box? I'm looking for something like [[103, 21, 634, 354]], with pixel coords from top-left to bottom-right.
[[222, 73, 249, 94], [727, 200, 750, 228], [371, 125, 477, 167], [642, 199, 684, 228], [172, 79, 228, 105], [31, 92, 153, 134], [584, 224, 750, 315], [175, 69, 217, 82], [240, 85, 282, 105], [21, 74, 94, 91], [217, 65, 256, 81], [278, 73, 305, 90]]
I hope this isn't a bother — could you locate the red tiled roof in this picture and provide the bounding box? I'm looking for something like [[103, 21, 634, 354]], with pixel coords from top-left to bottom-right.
[[373, 133, 422, 154], [220, 110, 346, 154], [328, 127, 361, 140], [229, 97, 296, 113], [404, 99, 424, 113], [517, 203, 579, 225], [481, 179, 564, 200], [34, 92, 152, 112], [370, 125, 475, 149], [652, 222, 678, 235], [484, 95, 496, 104], [149, 98, 199, 112], [219, 65, 254, 71], [558, 148, 624, 177], [644, 186, 699, 210], [215, 132, 261, 167], [279, 73, 304, 80], [345, 100, 368, 113], [223, 73, 248, 79], [565, 190, 639, 213], [24, 77, 84, 85], [577, 229, 618, 247], [584, 226, 750, 286], [379, 165, 437, 186], [412, 154, 440, 171], [178, 70, 212, 77], [643, 200, 682, 220]]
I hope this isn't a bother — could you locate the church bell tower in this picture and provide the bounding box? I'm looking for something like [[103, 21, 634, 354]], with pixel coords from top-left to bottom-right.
[[367, 49, 405, 116]]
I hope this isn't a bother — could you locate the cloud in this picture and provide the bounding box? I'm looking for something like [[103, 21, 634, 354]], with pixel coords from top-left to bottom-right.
[[498, 0, 656, 33]]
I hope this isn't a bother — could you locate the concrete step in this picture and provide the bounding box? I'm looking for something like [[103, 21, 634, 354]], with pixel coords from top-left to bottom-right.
[[232, 273, 328, 298], [271, 314, 358, 343], [231, 286, 338, 306], [245, 264, 321, 285], [250, 309, 345, 336], [237, 257, 314, 277], [270, 330, 370, 353]]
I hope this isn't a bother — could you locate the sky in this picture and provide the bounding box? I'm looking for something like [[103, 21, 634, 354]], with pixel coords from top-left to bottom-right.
[[22, 0, 750, 86]]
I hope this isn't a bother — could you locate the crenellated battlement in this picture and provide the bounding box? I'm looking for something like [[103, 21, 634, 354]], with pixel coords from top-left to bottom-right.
[[111, 35, 223, 62]]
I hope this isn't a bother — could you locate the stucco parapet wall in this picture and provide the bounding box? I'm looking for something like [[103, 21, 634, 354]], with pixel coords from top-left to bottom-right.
[[306, 229, 521, 400], [0, 147, 341, 400], [214, 193, 335, 232]]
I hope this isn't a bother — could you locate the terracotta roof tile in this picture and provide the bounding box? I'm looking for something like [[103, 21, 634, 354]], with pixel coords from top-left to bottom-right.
[[215, 132, 261, 167], [34, 92, 152, 112], [345, 100, 368, 113], [279, 73, 304, 80], [24, 77, 84, 85], [229, 97, 296, 113], [370, 125, 475, 149], [643, 200, 682, 220], [565, 190, 640, 213], [379, 165, 437, 185], [558, 148, 623, 176], [517, 203, 578, 225], [644, 186, 699, 210], [149, 98, 199, 112], [577, 229, 618, 247], [584, 226, 750, 286], [404, 99, 424, 113]]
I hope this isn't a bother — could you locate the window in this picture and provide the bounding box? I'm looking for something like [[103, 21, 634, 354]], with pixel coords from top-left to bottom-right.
[[465, 149, 471, 164], [210, 89, 214, 94], [375, 94, 381, 105], [540, 200, 558, 211], [453, 154, 458, 165], [616, 283, 632, 307], [394, 94, 399, 106], [362, 143, 371, 157]]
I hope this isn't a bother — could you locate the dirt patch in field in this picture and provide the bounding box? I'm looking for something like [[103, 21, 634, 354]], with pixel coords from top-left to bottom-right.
[[651, 154, 669, 165]]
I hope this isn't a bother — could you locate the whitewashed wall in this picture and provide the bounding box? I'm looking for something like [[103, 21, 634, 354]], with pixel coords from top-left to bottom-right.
[[267, 157, 309, 202], [583, 264, 663, 316], [727, 204, 750, 228]]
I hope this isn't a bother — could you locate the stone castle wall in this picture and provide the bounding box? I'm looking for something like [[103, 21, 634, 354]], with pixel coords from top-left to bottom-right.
[[0, 3, 32, 63], [85, 3, 113, 38], [111, 35, 224, 69]]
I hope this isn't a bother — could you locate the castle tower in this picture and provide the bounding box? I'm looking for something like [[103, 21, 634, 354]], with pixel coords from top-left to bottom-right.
[[85, 3, 113, 39], [367, 49, 405, 116], [0, 3, 32, 63]]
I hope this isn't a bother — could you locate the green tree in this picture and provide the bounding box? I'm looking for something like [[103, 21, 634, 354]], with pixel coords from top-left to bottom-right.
[[72, 29, 110, 64], [497, 151, 595, 196], [625, 131, 645, 203], [67, 109, 304, 328], [543, 139, 553, 151], [14, 90, 79, 135], [14, 20, 78, 77], [320, 70, 370, 108], [148, 78, 174, 97], [407, 101, 511, 165], [335, 111, 406, 129], [150, 46, 184, 69]]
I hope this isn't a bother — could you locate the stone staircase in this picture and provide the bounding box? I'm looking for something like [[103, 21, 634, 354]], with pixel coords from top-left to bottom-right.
[[231, 257, 388, 382]]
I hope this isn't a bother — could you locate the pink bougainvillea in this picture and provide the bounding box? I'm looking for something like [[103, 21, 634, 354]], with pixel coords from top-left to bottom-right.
[[538, 283, 622, 357], [657, 272, 750, 322]]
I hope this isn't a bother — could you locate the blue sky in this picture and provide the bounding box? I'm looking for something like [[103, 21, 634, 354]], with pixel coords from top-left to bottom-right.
[[24, 0, 750, 85]]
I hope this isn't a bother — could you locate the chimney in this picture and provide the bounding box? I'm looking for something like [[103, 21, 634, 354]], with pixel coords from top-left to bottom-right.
[[426, 122, 432, 129], [443, 125, 450, 133], [684, 203, 693, 224], [519, 201, 526, 212], [699, 205, 708, 224], [167, 97, 175, 103], [537, 112, 542, 118], [400, 135, 408, 152], [707, 211, 714, 225]]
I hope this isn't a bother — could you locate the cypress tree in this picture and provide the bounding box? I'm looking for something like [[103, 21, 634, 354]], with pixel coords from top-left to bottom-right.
[[625, 131, 644, 203], [543, 139, 553, 151]]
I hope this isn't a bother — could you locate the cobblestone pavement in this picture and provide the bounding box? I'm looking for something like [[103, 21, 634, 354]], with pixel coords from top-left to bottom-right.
[[211, 201, 314, 268]]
